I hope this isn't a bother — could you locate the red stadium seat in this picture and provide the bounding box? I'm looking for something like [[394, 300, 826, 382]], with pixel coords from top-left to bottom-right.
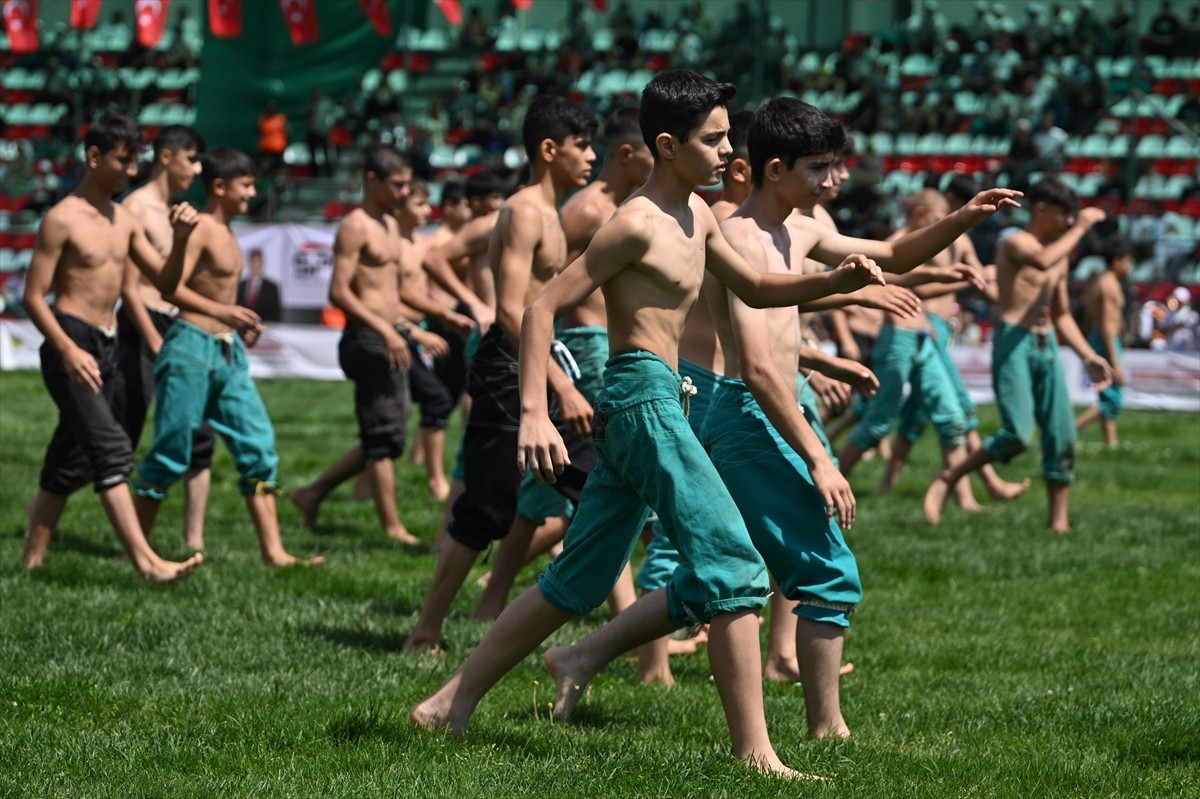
[[1181, 197, 1200, 217]]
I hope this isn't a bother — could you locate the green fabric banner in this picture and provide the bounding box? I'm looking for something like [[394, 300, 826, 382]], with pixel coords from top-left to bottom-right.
[[196, 0, 427, 157]]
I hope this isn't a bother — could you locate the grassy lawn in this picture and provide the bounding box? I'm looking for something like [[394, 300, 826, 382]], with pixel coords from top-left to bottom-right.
[[1, 370, 1197, 798]]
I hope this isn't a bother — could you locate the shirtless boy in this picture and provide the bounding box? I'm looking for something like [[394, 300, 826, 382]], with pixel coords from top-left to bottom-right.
[[117, 124, 216, 552], [411, 71, 895, 777], [402, 96, 600, 653], [132, 147, 322, 566], [470, 106, 654, 623], [925, 177, 1112, 533], [289, 146, 424, 544], [22, 112, 202, 581], [1075, 238, 1133, 447]]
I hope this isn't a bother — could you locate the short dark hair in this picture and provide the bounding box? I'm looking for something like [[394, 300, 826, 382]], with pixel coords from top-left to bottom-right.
[[1104, 237, 1134, 265], [727, 109, 755, 160], [1028, 176, 1080, 214], [464, 170, 509, 199], [440, 180, 466, 207], [406, 178, 430, 199], [944, 173, 979, 206], [837, 124, 856, 159], [364, 144, 410, 178], [153, 125, 205, 159], [85, 112, 142, 154], [639, 70, 737, 159], [249, 248, 263, 260], [747, 97, 845, 187], [603, 106, 642, 146], [522, 95, 598, 160], [201, 147, 256, 192]]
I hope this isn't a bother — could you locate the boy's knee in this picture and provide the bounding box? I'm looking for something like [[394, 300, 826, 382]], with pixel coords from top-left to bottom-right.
[[237, 456, 279, 496]]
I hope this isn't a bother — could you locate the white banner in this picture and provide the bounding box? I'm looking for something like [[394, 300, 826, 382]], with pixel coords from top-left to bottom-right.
[[234, 222, 337, 311], [3, 320, 1198, 409]]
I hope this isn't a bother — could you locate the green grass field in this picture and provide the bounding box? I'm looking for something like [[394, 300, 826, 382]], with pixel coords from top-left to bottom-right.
[[1, 371, 1197, 798]]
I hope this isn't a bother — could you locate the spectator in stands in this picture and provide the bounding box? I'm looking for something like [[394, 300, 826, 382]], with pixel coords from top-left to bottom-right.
[[968, 0, 997, 42], [1148, 1, 1183, 57], [1163, 287, 1199, 351], [1184, 2, 1200, 52], [460, 6, 494, 51], [1005, 118, 1039, 191], [899, 0, 947, 55], [305, 87, 338, 178], [257, 100, 288, 176], [1106, 1, 1138, 56], [1074, 0, 1105, 50], [1032, 110, 1069, 173]]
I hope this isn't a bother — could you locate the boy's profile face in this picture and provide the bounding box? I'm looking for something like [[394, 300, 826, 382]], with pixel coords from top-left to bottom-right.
[[220, 175, 257, 215], [1112, 254, 1133, 277], [164, 147, 203, 193], [671, 105, 732, 188], [91, 141, 140, 193], [824, 156, 850, 200], [1034, 201, 1074, 236], [400, 193, 432, 227], [550, 133, 596, 188], [778, 152, 834, 212], [371, 168, 413, 211], [470, 192, 505, 216], [442, 197, 472, 227]]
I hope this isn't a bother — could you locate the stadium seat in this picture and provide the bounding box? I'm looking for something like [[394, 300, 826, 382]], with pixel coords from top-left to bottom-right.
[[419, 29, 449, 52], [495, 29, 518, 52], [360, 68, 382, 94], [592, 28, 614, 52], [915, 133, 945, 155], [869, 131, 894, 156], [387, 70, 408, 93], [453, 144, 483, 168], [944, 132, 971, 156], [900, 53, 934, 76], [429, 143, 456, 170], [1136, 134, 1166, 158], [1074, 255, 1106, 280], [1165, 136, 1199, 158], [283, 142, 311, 166], [0, 248, 12, 272], [503, 145, 526, 170], [597, 69, 629, 97], [519, 28, 544, 52], [627, 70, 654, 95]]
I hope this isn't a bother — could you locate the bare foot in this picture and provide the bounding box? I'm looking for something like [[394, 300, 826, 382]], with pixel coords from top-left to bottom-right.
[[544, 645, 594, 722], [402, 630, 444, 653], [410, 693, 465, 738], [184, 534, 205, 552], [1050, 523, 1072, 535], [668, 626, 708, 654], [638, 662, 675, 686], [289, 486, 320, 528], [923, 472, 951, 525], [386, 527, 422, 545], [763, 658, 801, 683], [986, 476, 1032, 502], [262, 553, 326, 567], [138, 552, 204, 583], [839, 661, 855, 676], [811, 721, 852, 740], [741, 752, 826, 781], [955, 496, 985, 512], [428, 479, 450, 503], [474, 570, 492, 589]]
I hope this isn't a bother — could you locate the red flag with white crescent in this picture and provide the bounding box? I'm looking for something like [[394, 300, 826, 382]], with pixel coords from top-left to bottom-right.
[[135, 0, 170, 47], [357, 0, 391, 36], [279, 0, 319, 45], [70, 0, 101, 30], [2, 0, 38, 53], [208, 0, 241, 37], [435, 0, 461, 27]]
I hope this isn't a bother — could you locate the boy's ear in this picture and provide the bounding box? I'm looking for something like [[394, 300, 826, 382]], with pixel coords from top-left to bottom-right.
[[85, 144, 101, 168], [210, 177, 226, 197], [730, 157, 751, 184], [763, 157, 783, 184], [654, 133, 675, 160], [538, 137, 556, 164], [158, 148, 174, 168]]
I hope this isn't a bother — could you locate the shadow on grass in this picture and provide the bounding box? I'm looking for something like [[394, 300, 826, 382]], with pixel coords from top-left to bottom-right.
[[299, 623, 450, 655], [47, 531, 122, 560], [1118, 723, 1200, 767]]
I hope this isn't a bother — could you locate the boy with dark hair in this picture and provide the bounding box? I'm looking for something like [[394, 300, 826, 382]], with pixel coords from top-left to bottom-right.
[[22, 112, 203, 581], [925, 177, 1112, 533], [290, 146, 426, 542], [132, 147, 322, 566], [411, 72, 894, 776], [1076, 237, 1134, 446], [403, 94, 601, 652], [117, 123, 215, 552]]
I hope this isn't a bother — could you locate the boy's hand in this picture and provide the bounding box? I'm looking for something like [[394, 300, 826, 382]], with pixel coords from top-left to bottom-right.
[[413, 328, 450, 359], [830, 254, 884, 293], [518, 413, 571, 484], [1085, 353, 1113, 388], [218, 304, 262, 333], [1076, 207, 1107, 230], [168, 203, 201, 238], [383, 328, 412, 371], [1113, 362, 1126, 386], [555, 383, 593, 438], [63, 345, 103, 394], [825, 357, 879, 398], [960, 189, 1023, 225], [440, 309, 477, 339], [858, 284, 921, 317], [810, 460, 856, 530], [467, 301, 495, 333], [241, 323, 264, 348], [953, 263, 989, 292], [809, 371, 851, 414]]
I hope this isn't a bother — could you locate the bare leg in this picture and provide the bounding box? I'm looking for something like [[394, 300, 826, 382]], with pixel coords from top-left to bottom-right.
[[405, 537, 480, 651], [969, 430, 1030, 501], [763, 588, 801, 683], [944, 445, 983, 511], [1101, 419, 1118, 448], [182, 467, 211, 551], [430, 478, 465, 554], [96, 487, 203, 581], [246, 493, 324, 567], [420, 427, 450, 501], [408, 431, 426, 466], [410, 585, 575, 736], [836, 440, 865, 477], [472, 515, 538, 621], [1075, 406, 1100, 432], [606, 562, 636, 616], [878, 436, 914, 495], [526, 515, 570, 561], [795, 618, 851, 739], [350, 470, 371, 501], [365, 457, 419, 544], [1047, 480, 1071, 534], [289, 445, 365, 528], [636, 635, 674, 685], [876, 436, 892, 462], [23, 490, 68, 569]]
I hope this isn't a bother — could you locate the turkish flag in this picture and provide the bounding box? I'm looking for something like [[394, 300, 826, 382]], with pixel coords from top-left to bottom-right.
[[591, 0, 607, 10], [513, 0, 532, 10], [208, 0, 241, 37], [2, 0, 38, 53], [70, 0, 101, 30], [135, 0, 170, 47], [357, 0, 391, 37], [434, 0, 461, 27], [278, 0, 319, 45]]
